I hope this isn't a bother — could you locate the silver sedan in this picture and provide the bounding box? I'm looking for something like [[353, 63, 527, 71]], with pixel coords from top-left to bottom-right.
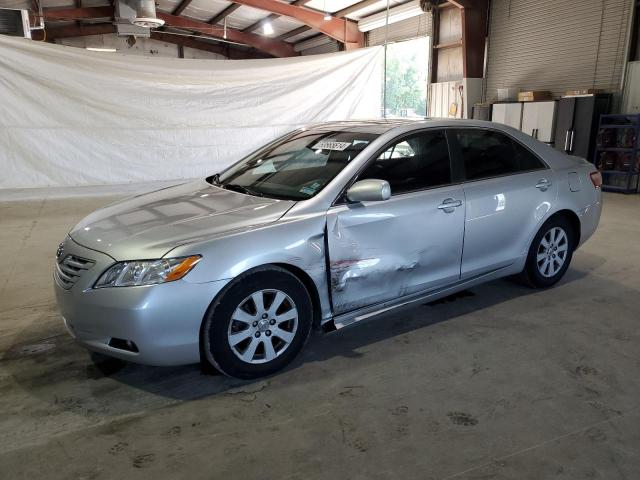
[[54, 119, 602, 378]]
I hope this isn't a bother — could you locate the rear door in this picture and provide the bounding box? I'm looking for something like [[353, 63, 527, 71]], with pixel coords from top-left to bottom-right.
[[326, 129, 465, 314], [447, 128, 557, 278]]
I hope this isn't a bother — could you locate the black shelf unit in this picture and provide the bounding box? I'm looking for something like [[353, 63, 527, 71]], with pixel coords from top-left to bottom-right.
[[595, 114, 640, 193]]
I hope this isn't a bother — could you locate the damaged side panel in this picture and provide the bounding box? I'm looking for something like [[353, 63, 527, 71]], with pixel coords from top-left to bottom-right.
[[326, 186, 466, 314]]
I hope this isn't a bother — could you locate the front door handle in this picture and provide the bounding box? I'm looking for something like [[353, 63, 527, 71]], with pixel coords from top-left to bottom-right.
[[437, 198, 463, 212], [536, 178, 552, 191]]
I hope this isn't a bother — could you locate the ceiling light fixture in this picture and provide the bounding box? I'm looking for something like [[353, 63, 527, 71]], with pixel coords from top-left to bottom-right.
[[223, 18, 227, 39], [263, 21, 274, 35], [86, 47, 117, 52], [323, 0, 331, 21]]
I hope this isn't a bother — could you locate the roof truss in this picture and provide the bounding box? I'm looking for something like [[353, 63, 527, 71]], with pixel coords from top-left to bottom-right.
[[40, 6, 297, 57], [228, 0, 363, 47]]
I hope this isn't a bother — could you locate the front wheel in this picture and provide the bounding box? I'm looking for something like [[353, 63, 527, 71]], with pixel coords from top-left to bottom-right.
[[202, 267, 312, 379], [522, 216, 575, 288]]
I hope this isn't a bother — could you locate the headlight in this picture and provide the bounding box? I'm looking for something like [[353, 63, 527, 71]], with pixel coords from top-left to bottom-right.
[[94, 255, 201, 288]]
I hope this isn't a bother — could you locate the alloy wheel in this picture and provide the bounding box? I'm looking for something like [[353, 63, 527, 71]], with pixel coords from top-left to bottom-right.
[[536, 226, 569, 278], [227, 289, 298, 364]]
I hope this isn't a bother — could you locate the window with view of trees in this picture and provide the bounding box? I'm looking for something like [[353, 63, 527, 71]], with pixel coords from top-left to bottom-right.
[[382, 37, 429, 118]]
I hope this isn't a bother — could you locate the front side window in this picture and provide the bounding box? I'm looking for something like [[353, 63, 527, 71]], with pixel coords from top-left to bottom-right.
[[449, 129, 546, 181], [214, 130, 379, 200], [359, 130, 451, 195]]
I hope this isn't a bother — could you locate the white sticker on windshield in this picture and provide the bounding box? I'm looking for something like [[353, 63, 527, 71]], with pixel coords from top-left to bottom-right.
[[312, 140, 351, 151], [252, 159, 276, 174]]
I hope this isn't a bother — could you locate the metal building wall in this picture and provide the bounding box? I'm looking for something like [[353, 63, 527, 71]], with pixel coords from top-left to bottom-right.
[[485, 0, 634, 102], [367, 12, 433, 45], [299, 40, 340, 55]]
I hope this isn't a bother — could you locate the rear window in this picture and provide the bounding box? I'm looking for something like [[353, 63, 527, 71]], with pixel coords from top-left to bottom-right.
[[449, 129, 546, 181]]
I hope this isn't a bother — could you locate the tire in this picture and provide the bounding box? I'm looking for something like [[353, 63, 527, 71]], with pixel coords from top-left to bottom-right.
[[202, 266, 312, 379], [521, 215, 576, 289]]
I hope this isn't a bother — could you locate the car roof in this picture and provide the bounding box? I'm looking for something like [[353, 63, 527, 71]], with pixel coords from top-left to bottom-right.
[[303, 118, 515, 135], [302, 118, 574, 170]]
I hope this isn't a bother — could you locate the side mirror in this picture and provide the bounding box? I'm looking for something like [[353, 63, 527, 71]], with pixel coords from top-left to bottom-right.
[[346, 179, 391, 203]]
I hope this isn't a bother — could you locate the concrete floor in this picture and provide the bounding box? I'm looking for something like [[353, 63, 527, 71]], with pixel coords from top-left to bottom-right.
[[0, 192, 639, 479]]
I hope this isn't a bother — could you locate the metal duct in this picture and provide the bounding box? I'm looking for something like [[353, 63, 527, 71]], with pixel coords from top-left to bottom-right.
[[131, 0, 164, 29]]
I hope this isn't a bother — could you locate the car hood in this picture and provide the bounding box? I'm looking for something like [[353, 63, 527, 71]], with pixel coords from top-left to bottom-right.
[[70, 180, 296, 260]]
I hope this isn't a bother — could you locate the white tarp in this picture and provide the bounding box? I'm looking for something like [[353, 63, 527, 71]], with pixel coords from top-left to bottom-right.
[[0, 35, 383, 189]]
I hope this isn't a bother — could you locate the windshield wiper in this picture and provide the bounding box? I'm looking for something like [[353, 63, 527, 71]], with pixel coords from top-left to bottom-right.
[[223, 183, 264, 197]]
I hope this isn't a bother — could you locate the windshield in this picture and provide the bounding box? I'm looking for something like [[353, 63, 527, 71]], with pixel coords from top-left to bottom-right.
[[211, 130, 379, 200]]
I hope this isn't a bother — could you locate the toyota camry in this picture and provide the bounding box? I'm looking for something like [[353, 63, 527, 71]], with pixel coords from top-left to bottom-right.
[[54, 119, 602, 379]]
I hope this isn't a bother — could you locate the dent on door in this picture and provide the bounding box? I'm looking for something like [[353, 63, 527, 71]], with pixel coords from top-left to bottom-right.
[[327, 191, 464, 314], [328, 212, 421, 313]]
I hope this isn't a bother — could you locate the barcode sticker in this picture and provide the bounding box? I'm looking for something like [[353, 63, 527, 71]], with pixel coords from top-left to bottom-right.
[[312, 140, 352, 151]]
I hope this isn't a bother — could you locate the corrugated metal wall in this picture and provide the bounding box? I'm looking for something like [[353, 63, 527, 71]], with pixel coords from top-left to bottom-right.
[[485, 0, 633, 102], [367, 13, 433, 45], [299, 40, 340, 55]]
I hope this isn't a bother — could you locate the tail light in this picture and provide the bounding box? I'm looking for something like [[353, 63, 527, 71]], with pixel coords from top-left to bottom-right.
[[590, 171, 602, 188]]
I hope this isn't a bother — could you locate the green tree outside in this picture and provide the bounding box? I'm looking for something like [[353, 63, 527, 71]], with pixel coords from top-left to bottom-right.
[[383, 38, 429, 118]]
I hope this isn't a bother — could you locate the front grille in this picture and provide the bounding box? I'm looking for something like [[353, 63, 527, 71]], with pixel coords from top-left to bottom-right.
[[55, 255, 95, 289]]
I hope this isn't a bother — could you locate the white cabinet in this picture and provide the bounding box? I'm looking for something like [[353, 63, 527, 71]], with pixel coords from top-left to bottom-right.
[[491, 103, 523, 130], [521, 101, 557, 143]]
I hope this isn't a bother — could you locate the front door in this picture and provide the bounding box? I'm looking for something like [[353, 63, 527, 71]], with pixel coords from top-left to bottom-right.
[[326, 129, 466, 315]]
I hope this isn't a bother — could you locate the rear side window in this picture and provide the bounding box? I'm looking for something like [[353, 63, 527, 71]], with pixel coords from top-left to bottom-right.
[[359, 130, 451, 195], [449, 129, 546, 181]]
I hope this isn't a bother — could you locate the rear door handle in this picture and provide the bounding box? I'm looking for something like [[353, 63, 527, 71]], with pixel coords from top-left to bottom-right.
[[536, 178, 552, 191], [437, 198, 463, 212]]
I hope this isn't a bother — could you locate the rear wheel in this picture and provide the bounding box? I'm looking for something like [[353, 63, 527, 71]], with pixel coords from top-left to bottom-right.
[[202, 267, 312, 379], [522, 216, 575, 288]]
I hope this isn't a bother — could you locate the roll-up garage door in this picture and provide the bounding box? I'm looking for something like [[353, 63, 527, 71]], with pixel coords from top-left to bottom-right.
[[367, 13, 433, 45], [485, 0, 633, 102]]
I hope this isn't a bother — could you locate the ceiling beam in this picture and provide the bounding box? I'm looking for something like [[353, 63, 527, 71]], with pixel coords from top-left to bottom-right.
[[264, 0, 374, 44], [35, 23, 268, 59], [172, 0, 194, 16], [41, 6, 113, 21], [229, 0, 363, 46], [156, 12, 298, 57], [41, 7, 297, 57], [242, 0, 311, 33], [275, 25, 310, 40], [208, 4, 242, 24]]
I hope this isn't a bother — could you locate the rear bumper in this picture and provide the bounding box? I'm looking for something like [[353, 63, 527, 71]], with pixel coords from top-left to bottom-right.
[[54, 237, 229, 366]]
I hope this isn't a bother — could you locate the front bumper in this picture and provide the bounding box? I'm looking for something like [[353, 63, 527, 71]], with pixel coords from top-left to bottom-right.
[[54, 237, 229, 366]]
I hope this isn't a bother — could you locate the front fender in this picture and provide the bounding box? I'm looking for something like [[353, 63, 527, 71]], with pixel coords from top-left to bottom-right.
[[168, 214, 332, 321]]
